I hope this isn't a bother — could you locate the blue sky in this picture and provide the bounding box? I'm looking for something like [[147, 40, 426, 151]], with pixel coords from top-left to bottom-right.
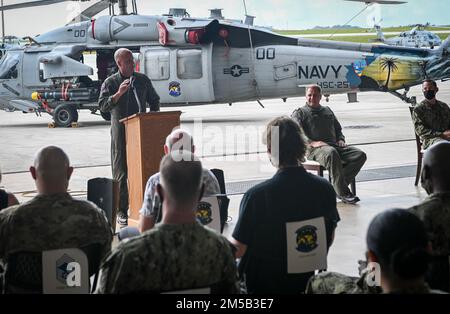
[[2, 0, 449, 37]]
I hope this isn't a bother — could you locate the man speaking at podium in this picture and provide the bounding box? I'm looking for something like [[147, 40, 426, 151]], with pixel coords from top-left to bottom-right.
[[99, 48, 160, 226]]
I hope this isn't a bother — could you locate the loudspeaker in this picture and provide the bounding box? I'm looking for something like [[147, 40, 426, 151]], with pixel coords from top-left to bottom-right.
[[87, 178, 119, 231]]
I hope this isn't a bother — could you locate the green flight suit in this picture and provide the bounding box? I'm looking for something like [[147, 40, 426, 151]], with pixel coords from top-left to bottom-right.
[[99, 72, 160, 216], [292, 104, 366, 197]]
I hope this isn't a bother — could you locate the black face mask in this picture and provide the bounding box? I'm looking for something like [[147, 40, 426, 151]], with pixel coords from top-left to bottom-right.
[[424, 90, 436, 100]]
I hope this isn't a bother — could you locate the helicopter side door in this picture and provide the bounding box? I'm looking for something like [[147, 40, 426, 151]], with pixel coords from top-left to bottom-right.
[[139, 45, 215, 105]]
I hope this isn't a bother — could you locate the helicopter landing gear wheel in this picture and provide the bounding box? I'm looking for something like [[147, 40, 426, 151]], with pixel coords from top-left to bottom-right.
[[100, 111, 111, 121], [53, 104, 78, 127]]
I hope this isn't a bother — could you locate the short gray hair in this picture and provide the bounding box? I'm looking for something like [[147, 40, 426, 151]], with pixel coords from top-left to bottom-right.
[[165, 129, 194, 152], [114, 48, 132, 63]]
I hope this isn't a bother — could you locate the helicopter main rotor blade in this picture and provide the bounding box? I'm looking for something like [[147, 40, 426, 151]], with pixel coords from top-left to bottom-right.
[[0, 0, 109, 12], [66, 0, 110, 24], [344, 0, 407, 4]]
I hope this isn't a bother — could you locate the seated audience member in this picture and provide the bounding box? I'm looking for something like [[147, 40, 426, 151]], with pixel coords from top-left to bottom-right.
[[95, 152, 239, 294], [412, 79, 450, 149], [0, 146, 112, 291], [409, 141, 450, 292], [366, 208, 445, 294], [231, 116, 340, 294], [0, 166, 19, 211], [139, 128, 220, 232], [307, 208, 444, 294]]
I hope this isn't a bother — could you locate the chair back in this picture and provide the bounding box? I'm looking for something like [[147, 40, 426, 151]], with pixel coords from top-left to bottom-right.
[[3, 243, 103, 294], [209, 168, 229, 232], [408, 106, 424, 152]]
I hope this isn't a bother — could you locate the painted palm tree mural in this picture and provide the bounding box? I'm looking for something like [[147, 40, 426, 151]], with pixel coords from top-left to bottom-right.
[[379, 57, 399, 90]]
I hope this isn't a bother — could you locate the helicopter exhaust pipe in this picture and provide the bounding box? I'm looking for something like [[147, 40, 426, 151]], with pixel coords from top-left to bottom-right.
[[118, 0, 128, 15]]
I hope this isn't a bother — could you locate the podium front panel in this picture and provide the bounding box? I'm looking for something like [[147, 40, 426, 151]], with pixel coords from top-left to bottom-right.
[[123, 111, 181, 223]]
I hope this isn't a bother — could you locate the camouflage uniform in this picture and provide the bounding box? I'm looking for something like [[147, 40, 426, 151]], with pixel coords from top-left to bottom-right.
[[98, 72, 160, 216], [95, 223, 239, 294], [139, 168, 220, 217], [0, 193, 113, 261], [292, 105, 366, 197], [409, 192, 450, 291], [305, 269, 382, 294], [412, 99, 450, 149]]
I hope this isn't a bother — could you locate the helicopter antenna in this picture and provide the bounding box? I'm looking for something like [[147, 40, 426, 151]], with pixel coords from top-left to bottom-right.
[[242, 0, 264, 108], [327, 4, 371, 39]]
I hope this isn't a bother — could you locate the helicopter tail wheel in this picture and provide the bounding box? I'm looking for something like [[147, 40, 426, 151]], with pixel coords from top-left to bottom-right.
[[100, 111, 111, 122], [53, 104, 79, 128]]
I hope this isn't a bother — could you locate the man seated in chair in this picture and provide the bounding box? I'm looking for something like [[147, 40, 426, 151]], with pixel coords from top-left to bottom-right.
[[291, 84, 366, 204], [409, 141, 450, 292], [95, 152, 239, 294], [0, 146, 112, 292], [231, 117, 340, 294], [412, 79, 450, 150], [139, 129, 220, 232]]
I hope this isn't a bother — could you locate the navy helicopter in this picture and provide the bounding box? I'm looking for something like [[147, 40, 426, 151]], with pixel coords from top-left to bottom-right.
[[374, 24, 443, 49], [0, 0, 449, 127]]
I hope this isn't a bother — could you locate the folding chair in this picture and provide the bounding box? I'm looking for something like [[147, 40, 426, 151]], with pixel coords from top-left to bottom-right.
[[210, 168, 230, 232], [409, 106, 424, 186], [3, 244, 103, 294]]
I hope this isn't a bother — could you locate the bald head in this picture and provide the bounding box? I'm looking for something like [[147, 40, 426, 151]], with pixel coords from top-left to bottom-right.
[[421, 141, 450, 193], [164, 129, 194, 154], [31, 146, 73, 194]]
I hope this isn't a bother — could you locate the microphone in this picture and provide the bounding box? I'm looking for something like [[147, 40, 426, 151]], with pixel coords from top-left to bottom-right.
[[129, 75, 135, 89], [129, 75, 143, 113]]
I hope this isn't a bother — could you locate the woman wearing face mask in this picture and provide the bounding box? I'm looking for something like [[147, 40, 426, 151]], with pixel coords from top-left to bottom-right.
[[0, 166, 19, 211], [411, 79, 450, 150]]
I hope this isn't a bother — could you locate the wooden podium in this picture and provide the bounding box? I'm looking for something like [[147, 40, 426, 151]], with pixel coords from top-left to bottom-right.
[[121, 111, 181, 226]]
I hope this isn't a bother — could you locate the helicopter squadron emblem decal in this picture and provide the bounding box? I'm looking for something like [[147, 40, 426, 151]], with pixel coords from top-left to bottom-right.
[[169, 81, 182, 97], [224, 65, 250, 77]]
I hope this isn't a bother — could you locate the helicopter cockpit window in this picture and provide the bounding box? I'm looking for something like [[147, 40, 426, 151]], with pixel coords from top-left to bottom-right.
[[144, 49, 169, 80], [177, 49, 202, 79], [0, 53, 20, 79]]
